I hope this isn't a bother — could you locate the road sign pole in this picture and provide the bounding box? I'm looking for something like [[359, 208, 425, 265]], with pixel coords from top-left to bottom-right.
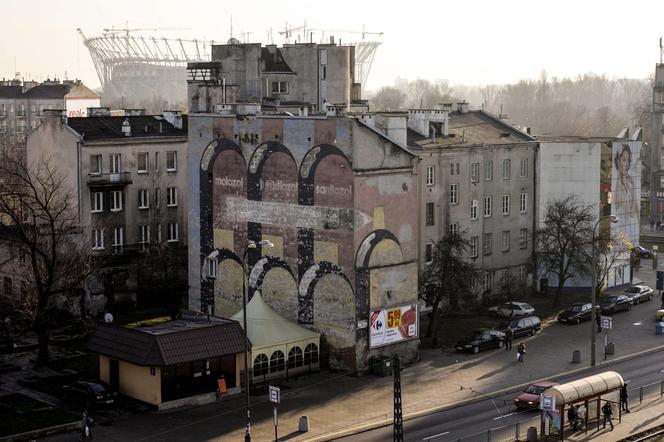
[[273, 404, 278, 442]]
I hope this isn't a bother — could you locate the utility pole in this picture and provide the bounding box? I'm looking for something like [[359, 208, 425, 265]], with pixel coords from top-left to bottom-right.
[[393, 354, 403, 442]]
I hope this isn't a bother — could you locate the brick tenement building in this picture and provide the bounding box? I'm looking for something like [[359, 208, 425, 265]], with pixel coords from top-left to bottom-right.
[[187, 101, 419, 370]]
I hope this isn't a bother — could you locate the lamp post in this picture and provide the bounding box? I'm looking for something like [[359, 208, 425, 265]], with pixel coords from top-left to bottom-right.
[[591, 215, 619, 366]]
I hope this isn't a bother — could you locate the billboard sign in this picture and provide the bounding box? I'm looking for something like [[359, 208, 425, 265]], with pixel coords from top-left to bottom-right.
[[369, 304, 418, 348]]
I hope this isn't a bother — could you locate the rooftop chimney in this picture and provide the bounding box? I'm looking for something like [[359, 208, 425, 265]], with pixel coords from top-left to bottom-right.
[[457, 101, 469, 114], [121, 119, 132, 137]]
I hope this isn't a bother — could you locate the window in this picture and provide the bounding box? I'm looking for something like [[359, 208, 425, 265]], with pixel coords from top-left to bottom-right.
[[450, 163, 455, 175], [520, 158, 528, 177], [91, 192, 103, 213], [110, 153, 122, 174], [206, 256, 218, 278], [271, 81, 289, 95], [166, 151, 177, 172], [253, 354, 269, 376], [519, 228, 528, 249], [502, 231, 510, 252], [139, 225, 150, 248], [450, 184, 458, 205], [502, 194, 510, 215], [470, 200, 478, 220], [426, 165, 435, 186], [167, 223, 179, 242], [137, 152, 149, 173], [90, 155, 102, 175], [155, 188, 161, 207], [167, 187, 178, 207], [112, 227, 124, 254], [304, 343, 319, 365], [482, 272, 491, 292], [138, 189, 149, 209], [425, 243, 433, 263], [426, 203, 435, 226], [520, 193, 528, 213], [449, 222, 459, 237], [110, 191, 123, 212], [155, 152, 160, 170], [484, 196, 492, 217], [288, 346, 304, 369], [484, 161, 493, 181], [502, 159, 511, 179], [470, 236, 478, 257], [322, 66, 327, 80], [92, 229, 104, 250], [270, 350, 285, 373], [471, 162, 480, 182], [483, 233, 492, 255], [156, 224, 162, 242]]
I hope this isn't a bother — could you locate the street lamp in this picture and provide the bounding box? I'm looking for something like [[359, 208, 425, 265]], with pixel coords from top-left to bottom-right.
[[591, 214, 619, 366]]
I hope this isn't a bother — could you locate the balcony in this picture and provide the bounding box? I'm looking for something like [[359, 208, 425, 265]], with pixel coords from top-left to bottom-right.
[[87, 172, 132, 187]]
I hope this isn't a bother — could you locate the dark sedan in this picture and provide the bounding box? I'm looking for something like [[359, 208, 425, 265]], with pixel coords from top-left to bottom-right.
[[498, 316, 542, 337], [599, 294, 633, 314], [632, 246, 653, 259], [558, 302, 597, 324], [62, 380, 117, 408], [456, 329, 505, 354]]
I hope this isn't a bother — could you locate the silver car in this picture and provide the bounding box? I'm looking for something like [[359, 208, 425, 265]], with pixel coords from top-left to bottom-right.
[[494, 301, 535, 318], [622, 285, 654, 304]]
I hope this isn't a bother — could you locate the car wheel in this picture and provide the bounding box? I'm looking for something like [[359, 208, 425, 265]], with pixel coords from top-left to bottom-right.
[[575, 318, 581, 324], [498, 340, 504, 348], [473, 346, 480, 354]]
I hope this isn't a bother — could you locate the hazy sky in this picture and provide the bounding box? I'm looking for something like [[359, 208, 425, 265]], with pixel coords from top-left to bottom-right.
[[2, 0, 663, 92]]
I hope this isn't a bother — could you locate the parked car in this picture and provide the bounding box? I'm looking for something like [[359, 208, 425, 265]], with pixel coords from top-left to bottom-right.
[[514, 381, 559, 409], [557, 303, 598, 324], [623, 285, 654, 304], [491, 302, 536, 318], [498, 316, 542, 337], [599, 294, 633, 314], [632, 245, 653, 259], [455, 329, 506, 354], [62, 380, 117, 408]]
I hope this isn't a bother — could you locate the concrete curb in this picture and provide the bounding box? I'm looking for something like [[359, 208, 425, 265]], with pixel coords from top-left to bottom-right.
[[0, 420, 80, 442], [303, 344, 664, 442]]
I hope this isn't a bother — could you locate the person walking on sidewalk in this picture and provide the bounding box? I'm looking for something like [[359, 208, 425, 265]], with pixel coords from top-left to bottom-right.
[[80, 411, 93, 441], [602, 402, 614, 430], [517, 342, 526, 363], [504, 327, 513, 350], [621, 384, 630, 413]]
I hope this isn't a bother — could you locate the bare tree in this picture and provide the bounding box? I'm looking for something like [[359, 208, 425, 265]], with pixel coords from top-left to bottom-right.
[[0, 145, 91, 365], [478, 84, 501, 113], [370, 86, 407, 111], [536, 196, 594, 306], [592, 230, 632, 300]]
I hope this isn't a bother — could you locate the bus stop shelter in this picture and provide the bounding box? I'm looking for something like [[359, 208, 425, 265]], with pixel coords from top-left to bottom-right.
[[540, 371, 624, 440]]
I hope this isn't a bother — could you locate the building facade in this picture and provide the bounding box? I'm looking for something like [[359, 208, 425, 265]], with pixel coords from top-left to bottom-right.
[[650, 63, 664, 222]]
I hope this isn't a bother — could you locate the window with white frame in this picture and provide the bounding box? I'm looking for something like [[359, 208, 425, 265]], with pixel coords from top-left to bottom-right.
[[450, 184, 458, 205], [502, 194, 510, 215], [425, 243, 433, 263], [90, 155, 102, 175], [471, 162, 480, 183], [137, 152, 149, 173], [483, 233, 492, 255], [92, 229, 104, 250], [166, 151, 177, 172], [470, 236, 478, 257], [167, 223, 179, 242], [470, 200, 478, 220], [139, 225, 150, 248], [110, 153, 122, 174], [112, 227, 123, 254], [484, 196, 492, 217], [520, 158, 528, 177], [91, 192, 103, 213], [502, 231, 510, 252], [484, 161, 493, 181], [426, 202, 435, 226], [271, 81, 289, 94], [426, 165, 435, 186], [449, 222, 459, 237], [138, 189, 149, 209], [520, 193, 528, 213], [110, 191, 123, 212], [167, 187, 178, 207], [450, 162, 455, 175], [482, 272, 491, 292], [519, 228, 528, 249], [502, 158, 511, 179], [518, 266, 527, 284]]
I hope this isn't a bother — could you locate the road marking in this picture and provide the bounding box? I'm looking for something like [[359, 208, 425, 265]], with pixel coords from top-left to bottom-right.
[[423, 431, 449, 440]]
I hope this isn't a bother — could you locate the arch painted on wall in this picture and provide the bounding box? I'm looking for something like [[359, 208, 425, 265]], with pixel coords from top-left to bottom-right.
[[298, 261, 353, 324], [298, 144, 352, 205], [355, 229, 403, 269], [246, 141, 299, 201], [247, 255, 296, 300]]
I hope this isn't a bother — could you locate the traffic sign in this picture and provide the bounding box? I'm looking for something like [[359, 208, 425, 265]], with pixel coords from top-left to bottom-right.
[[269, 385, 281, 404], [540, 394, 556, 411], [601, 316, 612, 330]]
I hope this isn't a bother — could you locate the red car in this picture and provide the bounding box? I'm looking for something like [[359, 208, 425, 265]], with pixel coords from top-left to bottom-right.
[[514, 381, 558, 409]]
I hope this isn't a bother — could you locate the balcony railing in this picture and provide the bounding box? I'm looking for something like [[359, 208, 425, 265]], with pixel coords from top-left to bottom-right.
[[87, 172, 132, 187]]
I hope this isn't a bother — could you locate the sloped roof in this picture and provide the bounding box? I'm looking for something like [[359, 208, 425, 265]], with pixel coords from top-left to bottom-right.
[[88, 316, 246, 366], [65, 83, 100, 99], [231, 292, 319, 349], [67, 115, 187, 141], [22, 84, 69, 99], [0, 86, 22, 98]]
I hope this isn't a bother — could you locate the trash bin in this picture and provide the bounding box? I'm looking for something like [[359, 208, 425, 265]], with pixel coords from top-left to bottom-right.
[[572, 350, 581, 363], [526, 426, 538, 441], [656, 322, 664, 335], [299, 415, 309, 432], [369, 356, 393, 376], [606, 342, 615, 355]]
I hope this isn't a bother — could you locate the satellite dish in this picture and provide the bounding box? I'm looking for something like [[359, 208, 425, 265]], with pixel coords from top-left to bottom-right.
[[104, 313, 114, 323]]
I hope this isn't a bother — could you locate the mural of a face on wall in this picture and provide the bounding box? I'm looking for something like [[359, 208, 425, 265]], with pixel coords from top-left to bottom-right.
[[611, 142, 640, 245]]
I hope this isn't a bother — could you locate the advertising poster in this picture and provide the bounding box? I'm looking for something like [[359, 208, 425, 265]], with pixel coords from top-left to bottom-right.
[[369, 304, 418, 348], [611, 141, 641, 245]]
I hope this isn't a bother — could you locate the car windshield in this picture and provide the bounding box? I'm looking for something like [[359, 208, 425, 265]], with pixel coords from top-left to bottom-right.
[[625, 287, 640, 293], [605, 296, 619, 303], [89, 384, 105, 393], [569, 305, 583, 312], [525, 385, 546, 395]]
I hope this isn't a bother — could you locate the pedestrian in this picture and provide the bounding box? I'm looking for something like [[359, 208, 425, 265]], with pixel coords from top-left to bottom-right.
[[621, 384, 630, 413], [81, 411, 93, 440], [601, 401, 614, 430], [657, 220, 661, 232], [504, 327, 513, 351], [567, 405, 579, 430], [517, 342, 526, 363]]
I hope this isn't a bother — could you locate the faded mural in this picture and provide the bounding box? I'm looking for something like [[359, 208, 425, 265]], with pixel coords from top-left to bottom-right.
[[611, 141, 640, 245]]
